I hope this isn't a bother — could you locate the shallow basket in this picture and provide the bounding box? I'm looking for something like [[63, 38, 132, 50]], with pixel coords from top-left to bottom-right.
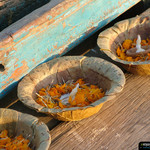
[[0, 108, 51, 150], [18, 56, 125, 121], [97, 15, 150, 75]]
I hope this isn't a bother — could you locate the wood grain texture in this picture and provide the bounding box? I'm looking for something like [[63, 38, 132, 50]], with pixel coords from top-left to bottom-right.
[[50, 74, 150, 150]]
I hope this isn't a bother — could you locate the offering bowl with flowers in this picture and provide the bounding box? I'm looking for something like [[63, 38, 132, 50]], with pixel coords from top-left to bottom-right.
[[0, 108, 51, 150], [18, 56, 125, 121], [97, 15, 150, 75]]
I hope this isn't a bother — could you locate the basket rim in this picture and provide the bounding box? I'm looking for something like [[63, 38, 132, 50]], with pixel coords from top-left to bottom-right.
[[18, 56, 126, 114], [0, 108, 51, 150], [97, 15, 150, 65]]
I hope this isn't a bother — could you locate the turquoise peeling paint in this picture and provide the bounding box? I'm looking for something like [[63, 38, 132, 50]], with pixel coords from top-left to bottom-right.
[[14, 31, 30, 43], [0, 0, 140, 98]]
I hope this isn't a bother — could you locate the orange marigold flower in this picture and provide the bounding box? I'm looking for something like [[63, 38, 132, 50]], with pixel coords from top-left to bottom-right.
[[147, 53, 150, 60], [141, 40, 148, 46], [75, 78, 85, 85], [90, 85, 99, 89], [75, 93, 86, 105], [126, 57, 133, 62], [117, 37, 150, 62], [59, 102, 65, 109], [36, 98, 46, 107], [55, 83, 66, 94], [0, 130, 8, 138], [116, 47, 121, 56], [122, 39, 132, 50], [135, 56, 141, 61], [36, 79, 105, 109], [39, 90, 46, 96], [133, 38, 137, 44], [48, 87, 61, 97], [0, 130, 31, 150], [40, 88, 46, 92], [120, 52, 126, 60], [147, 38, 150, 45]]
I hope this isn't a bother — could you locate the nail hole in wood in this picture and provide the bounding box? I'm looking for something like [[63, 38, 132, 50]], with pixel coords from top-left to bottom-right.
[[0, 64, 5, 72]]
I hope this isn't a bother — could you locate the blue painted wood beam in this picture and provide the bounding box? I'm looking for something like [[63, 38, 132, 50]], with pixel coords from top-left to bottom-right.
[[0, 0, 140, 99]]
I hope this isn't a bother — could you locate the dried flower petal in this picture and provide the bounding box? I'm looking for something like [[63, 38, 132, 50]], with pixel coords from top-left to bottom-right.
[[116, 37, 150, 61], [122, 39, 132, 50], [36, 79, 105, 109], [0, 130, 31, 150]]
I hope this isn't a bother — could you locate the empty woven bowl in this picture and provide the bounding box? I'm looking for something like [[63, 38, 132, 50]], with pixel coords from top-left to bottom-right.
[[18, 56, 125, 121], [97, 15, 150, 75], [0, 108, 51, 150]]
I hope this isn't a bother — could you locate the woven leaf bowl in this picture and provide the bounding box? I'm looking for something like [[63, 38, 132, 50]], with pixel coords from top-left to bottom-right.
[[0, 108, 51, 150], [18, 56, 125, 121], [97, 15, 150, 75]]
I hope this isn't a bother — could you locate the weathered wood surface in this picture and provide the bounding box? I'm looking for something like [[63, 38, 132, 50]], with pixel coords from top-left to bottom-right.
[[50, 74, 150, 150], [0, 0, 140, 99]]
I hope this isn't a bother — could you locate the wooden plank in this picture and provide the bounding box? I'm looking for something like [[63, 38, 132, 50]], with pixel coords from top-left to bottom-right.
[[0, 0, 53, 31], [50, 74, 150, 150], [0, 0, 140, 99]]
